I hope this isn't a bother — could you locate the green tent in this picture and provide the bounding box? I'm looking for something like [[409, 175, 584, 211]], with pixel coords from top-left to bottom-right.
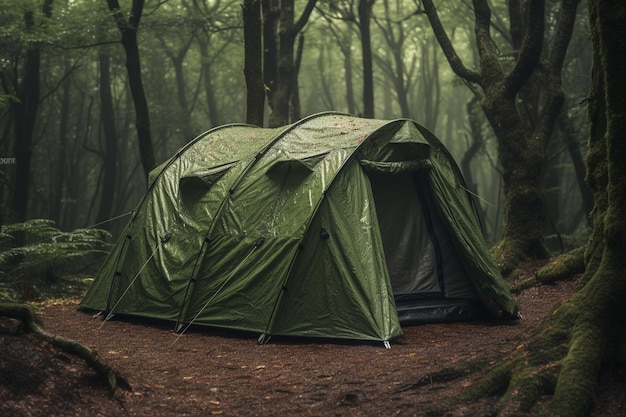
[[80, 112, 518, 345]]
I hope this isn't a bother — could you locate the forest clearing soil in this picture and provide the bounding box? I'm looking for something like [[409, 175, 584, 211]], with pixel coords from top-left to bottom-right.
[[1, 265, 625, 416]]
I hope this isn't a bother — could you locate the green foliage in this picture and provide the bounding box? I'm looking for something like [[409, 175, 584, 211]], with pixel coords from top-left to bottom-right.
[[0, 219, 111, 302], [0, 93, 19, 109]]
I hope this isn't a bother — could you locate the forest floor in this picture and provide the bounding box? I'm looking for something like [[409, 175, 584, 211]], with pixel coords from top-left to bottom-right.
[[1, 262, 625, 417]]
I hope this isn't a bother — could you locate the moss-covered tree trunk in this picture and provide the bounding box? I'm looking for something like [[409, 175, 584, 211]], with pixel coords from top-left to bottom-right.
[[423, 0, 581, 271], [424, 2, 626, 415], [481, 90, 551, 269], [548, 1, 626, 413]]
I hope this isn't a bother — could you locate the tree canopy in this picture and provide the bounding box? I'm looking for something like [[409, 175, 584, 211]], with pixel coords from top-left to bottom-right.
[[0, 1, 592, 256]]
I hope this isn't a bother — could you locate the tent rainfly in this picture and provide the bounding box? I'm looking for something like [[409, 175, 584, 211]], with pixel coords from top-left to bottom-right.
[[80, 112, 519, 345]]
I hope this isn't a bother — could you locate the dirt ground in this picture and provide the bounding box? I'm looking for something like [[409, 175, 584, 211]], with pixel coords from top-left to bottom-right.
[[1, 267, 625, 416]]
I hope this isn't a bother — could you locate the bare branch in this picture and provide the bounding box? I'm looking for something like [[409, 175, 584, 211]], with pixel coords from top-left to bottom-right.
[[504, 0, 545, 96], [421, 0, 482, 85], [294, 0, 319, 34]]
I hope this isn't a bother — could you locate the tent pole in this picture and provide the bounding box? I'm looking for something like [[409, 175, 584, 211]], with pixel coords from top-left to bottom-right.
[[171, 237, 266, 345], [99, 232, 172, 329]]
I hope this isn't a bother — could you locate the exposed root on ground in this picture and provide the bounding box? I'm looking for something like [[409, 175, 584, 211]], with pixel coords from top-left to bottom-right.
[[417, 285, 625, 417], [0, 302, 131, 393], [512, 247, 586, 293], [394, 358, 489, 393], [491, 237, 552, 277]]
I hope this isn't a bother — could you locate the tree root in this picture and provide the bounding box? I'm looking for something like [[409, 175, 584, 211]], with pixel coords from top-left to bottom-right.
[[512, 246, 585, 293], [394, 358, 489, 393], [418, 291, 623, 417], [0, 301, 131, 393], [491, 237, 552, 277]]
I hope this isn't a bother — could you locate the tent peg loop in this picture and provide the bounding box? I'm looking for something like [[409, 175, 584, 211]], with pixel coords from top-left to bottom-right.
[[257, 333, 271, 345]]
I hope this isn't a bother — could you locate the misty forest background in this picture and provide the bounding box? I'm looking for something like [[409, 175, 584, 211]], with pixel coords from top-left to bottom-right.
[[1, 0, 591, 255]]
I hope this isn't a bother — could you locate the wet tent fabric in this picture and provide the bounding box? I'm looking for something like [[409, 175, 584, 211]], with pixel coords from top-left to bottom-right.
[[80, 112, 518, 343]]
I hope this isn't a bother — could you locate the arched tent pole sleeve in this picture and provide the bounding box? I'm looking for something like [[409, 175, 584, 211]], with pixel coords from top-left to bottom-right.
[[174, 111, 351, 328], [94, 126, 247, 316], [259, 120, 407, 343]]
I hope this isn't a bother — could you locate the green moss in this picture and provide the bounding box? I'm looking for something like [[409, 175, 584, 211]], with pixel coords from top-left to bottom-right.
[[491, 236, 552, 277], [536, 247, 586, 284], [461, 362, 512, 400], [510, 362, 560, 412], [541, 322, 605, 417]]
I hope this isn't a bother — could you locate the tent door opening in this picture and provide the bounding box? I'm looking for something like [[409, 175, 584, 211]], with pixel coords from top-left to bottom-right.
[[368, 172, 485, 324]]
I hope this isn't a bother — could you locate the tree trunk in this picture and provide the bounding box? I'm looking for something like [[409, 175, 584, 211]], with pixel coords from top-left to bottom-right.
[[243, 0, 265, 126], [106, 0, 156, 181], [197, 39, 220, 128], [343, 32, 357, 115], [290, 33, 305, 122], [268, 0, 295, 127], [358, 0, 375, 118], [52, 68, 70, 228], [11, 45, 38, 224], [264, 0, 317, 127], [535, 4, 626, 413], [96, 52, 118, 227], [262, 0, 280, 115], [320, 17, 356, 114], [481, 91, 551, 269], [416, 41, 440, 131], [10, 1, 54, 225], [423, 0, 581, 271], [558, 111, 594, 222], [376, 0, 411, 118], [461, 97, 489, 229], [317, 49, 336, 109], [421, 2, 626, 415], [158, 33, 195, 141]]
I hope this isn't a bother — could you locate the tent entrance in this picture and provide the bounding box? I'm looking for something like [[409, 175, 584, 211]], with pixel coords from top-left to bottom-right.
[[368, 172, 488, 324]]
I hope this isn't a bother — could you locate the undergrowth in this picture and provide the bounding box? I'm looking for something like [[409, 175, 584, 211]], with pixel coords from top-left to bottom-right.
[[0, 219, 110, 302]]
